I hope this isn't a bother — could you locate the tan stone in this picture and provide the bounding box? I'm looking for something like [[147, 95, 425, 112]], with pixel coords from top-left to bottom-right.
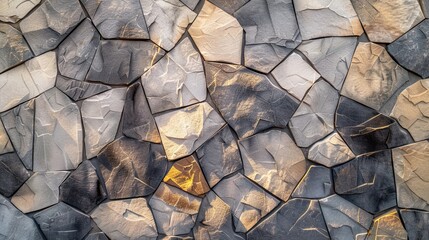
[[367, 210, 407, 240]]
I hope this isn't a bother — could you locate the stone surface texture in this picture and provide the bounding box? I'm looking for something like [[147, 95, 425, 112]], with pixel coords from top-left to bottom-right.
[[0, 24, 33, 73], [401, 209, 429, 240], [308, 132, 355, 167], [292, 165, 334, 199], [367, 210, 407, 240], [0, 152, 30, 197], [55, 75, 111, 101], [0, 120, 13, 154], [0, 0, 40, 23]]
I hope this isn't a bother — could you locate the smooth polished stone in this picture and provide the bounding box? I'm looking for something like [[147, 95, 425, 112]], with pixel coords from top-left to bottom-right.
[[181, 0, 199, 10], [0, 120, 13, 154], [0, 0, 40, 23], [55, 75, 111, 101], [213, 173, 279, 233], [247, 199, 329, 240], [0, 24, 33, 73], [155, 102, 225, 160], [307, 132, 355, 167], [367, 210, 407, 240], [11, 171, 69, 213], [84, 233, 109, 240], [292, 165, 334, 199], [401, 209, 429, 240], [188, 1, 243, 64], [140, 0, 196, 51], [239, 130, 306, 201], [91, 198, 158, 239], [243, 44, 292, 73], [0, 152, 30, 197], [142, 37, 206, 113], [205, 62, 299, 139]]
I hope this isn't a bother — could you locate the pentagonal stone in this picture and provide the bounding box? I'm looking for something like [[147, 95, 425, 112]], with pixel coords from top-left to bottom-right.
[[0, 24, 33, 73], [84, 233, 109, 240], [239, 129, 306, 201], [19, 0, 85, 55], [0, 152, 30, 197], [55, 75, 111, 101], [189, 1, 243, 64], [0, 119, 13, 154], [180, 0, 199, 10], [308, 132, 355, 167], [97, 136, 169, 199], [141, 37, 206, 113], [213, 173, 279, 233], [0, 0, 40, 23], [367, 210, 407, 240], [205, 62, 299, 139], [400, 209, 429, 240], [155, 102, 225, 160], [292, 165, 333, 199]]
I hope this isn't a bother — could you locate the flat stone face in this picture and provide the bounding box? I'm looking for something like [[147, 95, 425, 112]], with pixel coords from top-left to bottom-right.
[[19, 0, 85, 55], [292, 165, 334, 199], [0, 152, 30, 197], [81, 88, 126, 159], [351, 0, 424, 43], [142, 37, 206, 113], [86, 40, 165, 85], [401, 209, 429, 240], [213, 173, 279, 233], [84, 233, 109, 240], [289, 80, 339, 147], [11, 171, 69, 213], [239, 130, 306, 201], [189, 1, 243, 64], [81, 0, 149, 39], [140, 0, 196, 51], [333, 150, 396, 214], [0, 120, 13, 154], [243, 44, 292, 74], [308, 132, 355, 167], [91, 198, 158, 239], [34, 88, 83, 171], [367, 210, 407, 240], [0, 51, 57, 112], [205, 62, 299, 139], [208, 0, 248, 14], [247, 199, 329, 240], [98, 136, 168, 199], [155, 102, 225, 160], [55, 75, 111, 101], [0, 24, 33, 73], [149, 183, 202, 236], [0, 0, 40, 23], [181, 0, 199, 10]]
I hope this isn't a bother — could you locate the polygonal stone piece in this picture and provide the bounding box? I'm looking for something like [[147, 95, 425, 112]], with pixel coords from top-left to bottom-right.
[[86, 40, 165, 85], [239, 129, 306, 201], [55, 75, 111, 101], [351, 0, 424, 43], [208, 0, 247, 14], [140, 0, 196, 51], [0, 24, 33, 73], [189, 1, 243, 64], [367, 210, 407, 240], [400, 209, 429, 240], [307, 132, 355, 167], [0, 120, 13, 154], [84, 233, 109, 240], [247, 198, 329, 240], [11, 171, 69, 213], [0, 152, 30, 197], [292, 165, 334, 199], [81, 88, 126, 159], [149, 183, 202, 236], [213, 173, 279, 233], [19, 0, 85, 55], [205, 62, 299, 139], [0, 0, 40, 23], [0, 51, 57, 112], [243, 44, 292, 74], [34, 88, 83, 171], [91, 198, 158, 239], [181, 0, 199, 10], [155, 102, 225, 160], [142, 37, 206, 113]]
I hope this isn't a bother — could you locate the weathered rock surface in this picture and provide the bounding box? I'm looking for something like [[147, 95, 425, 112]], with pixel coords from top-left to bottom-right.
[[243, 44, 292, 73], [0, 120, 13, 154], [180, 0, 199, 10], [0, 152, 30, 197], [292, 165, 333, 199], [401, 209, 429, 240], [84, 232, 109, 240], [367, 210, 407, 240], [308, 132, 355, 167], [56, 75, 111, 101], [0, 24, 33, 73], [0, 0, 40, 23], [189, 1, 243, 64], [205, 62, 299, 139], [208, 0, 248, 14]]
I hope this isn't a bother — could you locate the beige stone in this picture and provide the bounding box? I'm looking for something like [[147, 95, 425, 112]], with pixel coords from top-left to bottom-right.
[[0, 0, 40, 23], [308, 132, 355, 167]]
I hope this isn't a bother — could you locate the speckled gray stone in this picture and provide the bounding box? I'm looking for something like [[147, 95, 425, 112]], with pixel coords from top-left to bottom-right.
[[0, 24, 33, 73]]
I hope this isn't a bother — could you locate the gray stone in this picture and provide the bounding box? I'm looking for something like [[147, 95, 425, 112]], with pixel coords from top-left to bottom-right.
[[208, 0, 248, 14], [420, 0, 429, 17], [367, 210, 407, 240], [55, 75, 111, 101], [243, 44, 292, 74], [0, 24, 33, 73], [85, 233, 109, 240], [181, 0, 199, 10], [0, 119, 13, 154], [307, 132, 355, 167], [0, 0, 40, 23], [292, 165, 334, 199], [400, 209, 429, 240], [0, 152, 30, 197], [158, 235, 193, 240]]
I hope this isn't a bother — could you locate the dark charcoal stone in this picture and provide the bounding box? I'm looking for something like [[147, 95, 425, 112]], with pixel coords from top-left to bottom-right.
[[208, 0, 248, 14], [292, 165, 334, 199], [84, 232, 109, 240], [0, 24, 33, 73], [400, 209, 429, 240], [56, 75, 111, 101], [0, 152, 31, 197]]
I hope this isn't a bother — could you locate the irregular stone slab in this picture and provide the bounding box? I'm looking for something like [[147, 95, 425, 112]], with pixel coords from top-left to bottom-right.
[[34, 202, 91, 240], [0, 152, 30, 197], [213, 173, 279, 232], [11, 171, 69, 213], [421, 0, 429, 17], [333, 150, 396, 214], [80, 0, 149, 39], [158, 234, 193, 240], [122, 82, 160, 143], [292, 165, 333, 199], [289, 80, 339, 147], [208, 0, 248, 14], [298, 37, 357, 90], [155, 102, 225, 160], [205, 62, 299, 139], [91, 198, 158, 239], [391, 79, 429, 141], [19, 0, 85, 55], [351, 0, 424, 43], [81, 88, 126, 159], [308, 132, 355, 167], [60, 161, 106, 213], [97, 136, 168, 199], [34, 88, 83, 171], [239, 130, 306, 201], [149, 183, 202, 236], [0, 120, 13, 154], [0, 195, 44, 240], [86, 40, 165, 85], [0, 24, 33, 73], [247, 199, 329, 239], [85, 233, 109, 240], [56, 75, 111, 101], [367, 210, 407, 240], [243, 44, 292, 73], [57, 19, 100, 80], [142, 37, 206, 113], [401, 209, 429, 240], [180, 0, 199, 10], [189, 1, 243, 64], [0, 51, 57, 112], [0, 0, 40, 23], [141, 0, 196, 51], [196, 126, 242, 188], [320, 194, 372, 240]]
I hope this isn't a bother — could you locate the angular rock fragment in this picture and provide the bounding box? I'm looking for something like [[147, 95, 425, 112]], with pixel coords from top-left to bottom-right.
[[213, 173, 279, 232], [205, 62, 299, 139], [248, 199, 329, 239], [0, 24, 33, 73], [11, 171, 69, 213], [420, 0, 429, 17], [308, 132, 355, 167], [158, 234, 193, 240], [0, 152, 30, 197], [142, 37, 206, 113], [155, 102, 225, 160], [208, 0, 248, 14], [81, 88, 126, 159], [140, 0, 196, 51], [84, 232, 109, 240], [239, 130, 306, 201], [56, 75, 111, 101], [400, 209, 429, 240], [0, 120, 13, 154], [180, 0, 199, 10], [243, 44, 292, 73], [0, 0, 40, 23], [189, 1, 243, 64], [367, 210, 407, 240], [292, 165, 333, 199], [97, 136, 168, 199]]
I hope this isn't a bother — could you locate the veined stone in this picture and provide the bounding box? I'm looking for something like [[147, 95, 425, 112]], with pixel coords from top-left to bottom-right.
[[367, 210, 407, 240], [0, 152, 30, 197], [0, 24, 33, 73], [208, 0, 248, 14], [0, 120, 13, 154], [0, 0, 40, 23], [307, 132, 355, 167], [55, 75, 111, 101], [401, 209, 429, 240], [292, 165, 334, 199]]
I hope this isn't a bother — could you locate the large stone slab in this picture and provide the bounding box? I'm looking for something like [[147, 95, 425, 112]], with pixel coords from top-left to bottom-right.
[[401, 209, 429, 240], [208, 0, 248, 14], [367, 210, 407, 240], [0, 0, 40, 23], [308, 132, 355, 167], [0, 120, 13, 154], [291, 165, 334, 199], [55, 75, 111, 101], [0, 152, 30, 197], [0, 24, 33, 73]]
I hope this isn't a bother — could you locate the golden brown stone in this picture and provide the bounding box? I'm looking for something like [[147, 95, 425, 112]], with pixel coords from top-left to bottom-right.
[[367, 210, 407, 240]]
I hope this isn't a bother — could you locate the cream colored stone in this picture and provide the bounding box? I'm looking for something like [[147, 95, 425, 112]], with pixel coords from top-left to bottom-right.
[[308, 132, 355, 167], [0, 0, 40, 23]]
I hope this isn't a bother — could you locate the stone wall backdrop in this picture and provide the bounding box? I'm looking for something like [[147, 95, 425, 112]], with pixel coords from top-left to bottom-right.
[[1, 0, 429, 239]]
